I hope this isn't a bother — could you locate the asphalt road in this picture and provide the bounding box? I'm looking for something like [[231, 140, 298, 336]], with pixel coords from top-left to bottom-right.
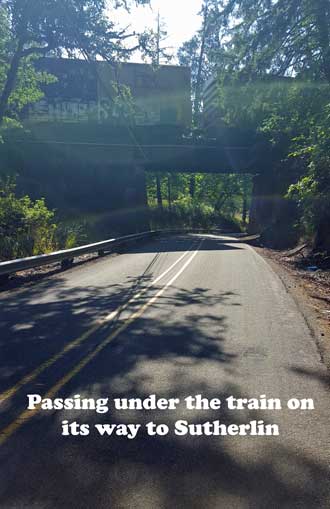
[[0, 234, 329, 509]]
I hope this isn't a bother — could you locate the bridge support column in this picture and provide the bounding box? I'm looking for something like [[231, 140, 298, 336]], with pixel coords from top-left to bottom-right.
[[249, 171, 300, 247], [122, 164, 149, 232], [248, 175, 276, 234]]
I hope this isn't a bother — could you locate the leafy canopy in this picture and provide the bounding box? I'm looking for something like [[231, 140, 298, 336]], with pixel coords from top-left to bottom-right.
[[0, 0, 152, 126]]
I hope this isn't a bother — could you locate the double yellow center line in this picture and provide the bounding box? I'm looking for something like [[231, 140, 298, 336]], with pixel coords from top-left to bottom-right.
[[0, 239, 203, 446]]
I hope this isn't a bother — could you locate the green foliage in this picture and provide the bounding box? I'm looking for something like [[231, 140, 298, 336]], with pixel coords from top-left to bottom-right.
[[0, 177, 57, 259], [8, 62, 55, 113], [0, 177, 88, 260], [140, 13, 173, 67], [109, 82, 137, 125], [203, 0, 330, 80], [0, 6, 55, 135], [259, 80, 330, 239], [56, 222, 87, 250], [0, 0, 154, 129], [178, 0, 225, 108], [147, 171, 250, 231], [178, 0, 330, 246], [1, 0, 149, 61], [287, 176, 317, 236], [149, 197, 241, 232]]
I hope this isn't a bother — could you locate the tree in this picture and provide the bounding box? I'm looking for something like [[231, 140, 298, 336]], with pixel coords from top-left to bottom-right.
[[0, 0, 150, 125], [178, 0, 232, 203], [0, 7, 55, 132], [191, 0, 210, 125], [212, 0, 330, 81], [0, 177, 57, 259], [145, 11, 173, 208], [208, 0, 330, 247], [178, 0, 221, 124], [140, 10, 173, 67]]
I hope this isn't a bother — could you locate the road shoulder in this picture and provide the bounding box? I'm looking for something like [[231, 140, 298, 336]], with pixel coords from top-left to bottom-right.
[[254, 246, 330, 371]]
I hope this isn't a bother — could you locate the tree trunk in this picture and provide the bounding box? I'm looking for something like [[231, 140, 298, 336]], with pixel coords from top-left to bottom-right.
[[315, 0, 330, 82], [156, 174, 163, 209], [314, 214, 330, 253], [215, 194, 229, 213], [193, 1, 209, 125], [167, 174, 172, 210], [242, 175, 248, 226], [0, 39, 24, 126], [248, 174, 277, 234], [189, 175, 196, 198]]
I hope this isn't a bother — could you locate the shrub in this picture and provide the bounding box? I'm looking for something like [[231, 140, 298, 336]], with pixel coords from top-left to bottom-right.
[[0, 177, 57, 260], [55, 222, 87, 249], [149, 197, 242, 232]]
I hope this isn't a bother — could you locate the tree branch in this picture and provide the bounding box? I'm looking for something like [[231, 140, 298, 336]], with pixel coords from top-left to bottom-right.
[[21, 45, 52, 57]]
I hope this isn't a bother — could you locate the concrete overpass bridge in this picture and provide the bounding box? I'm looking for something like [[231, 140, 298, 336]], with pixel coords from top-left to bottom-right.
[[6, 123, 266, 175], [2, 122, 271, 236]]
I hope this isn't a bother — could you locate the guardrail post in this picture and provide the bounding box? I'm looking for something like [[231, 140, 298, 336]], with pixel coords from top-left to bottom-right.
[[61, 258, 74, 269], [0, 230, 188, 278], [0, 274, 9, 285]]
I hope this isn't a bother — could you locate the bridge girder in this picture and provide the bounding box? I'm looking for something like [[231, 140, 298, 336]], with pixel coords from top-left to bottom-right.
[[5, 123, 268, 175]]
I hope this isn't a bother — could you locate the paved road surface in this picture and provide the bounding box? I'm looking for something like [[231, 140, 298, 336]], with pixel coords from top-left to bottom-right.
[[0, 234, 329, 508]]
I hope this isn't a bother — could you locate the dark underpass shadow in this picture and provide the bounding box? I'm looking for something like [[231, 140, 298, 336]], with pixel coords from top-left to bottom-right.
[[126, 235, 246, 254], [0, 235, 245, 292], [0, 282, 329, 507]]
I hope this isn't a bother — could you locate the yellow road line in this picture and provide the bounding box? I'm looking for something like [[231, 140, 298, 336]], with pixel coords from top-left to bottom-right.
[[0, 244, 195, 406], [0, 240, 202, 446]]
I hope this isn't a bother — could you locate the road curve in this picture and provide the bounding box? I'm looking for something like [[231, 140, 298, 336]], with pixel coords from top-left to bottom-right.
[[0, 234, 329, 508]]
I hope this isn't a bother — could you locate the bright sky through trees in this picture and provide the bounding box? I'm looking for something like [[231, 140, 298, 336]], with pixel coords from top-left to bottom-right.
[[109, 0, 203, 62]]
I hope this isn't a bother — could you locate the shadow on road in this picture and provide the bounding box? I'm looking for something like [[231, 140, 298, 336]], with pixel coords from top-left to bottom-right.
[[0, 236, 243, 292], [0, 235, 329, 507], [0, 291, 329, 507]]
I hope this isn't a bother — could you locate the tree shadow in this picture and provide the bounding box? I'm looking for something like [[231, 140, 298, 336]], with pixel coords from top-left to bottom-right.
[[1, 376, 329, 508], [0, 234, 245, 292], [0, 284, 329, 507], [0, 234, 329, 507], [0, 271, 239, 422]]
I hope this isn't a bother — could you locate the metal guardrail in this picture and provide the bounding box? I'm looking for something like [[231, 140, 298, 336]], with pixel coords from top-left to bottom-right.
[[0, 229, 261, 279], [0, 231, 159, 278], [161, 229, 261, 242]]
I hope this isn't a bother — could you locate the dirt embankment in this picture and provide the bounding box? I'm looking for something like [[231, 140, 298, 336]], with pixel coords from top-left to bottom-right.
[[255, 245, 330, 370]]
